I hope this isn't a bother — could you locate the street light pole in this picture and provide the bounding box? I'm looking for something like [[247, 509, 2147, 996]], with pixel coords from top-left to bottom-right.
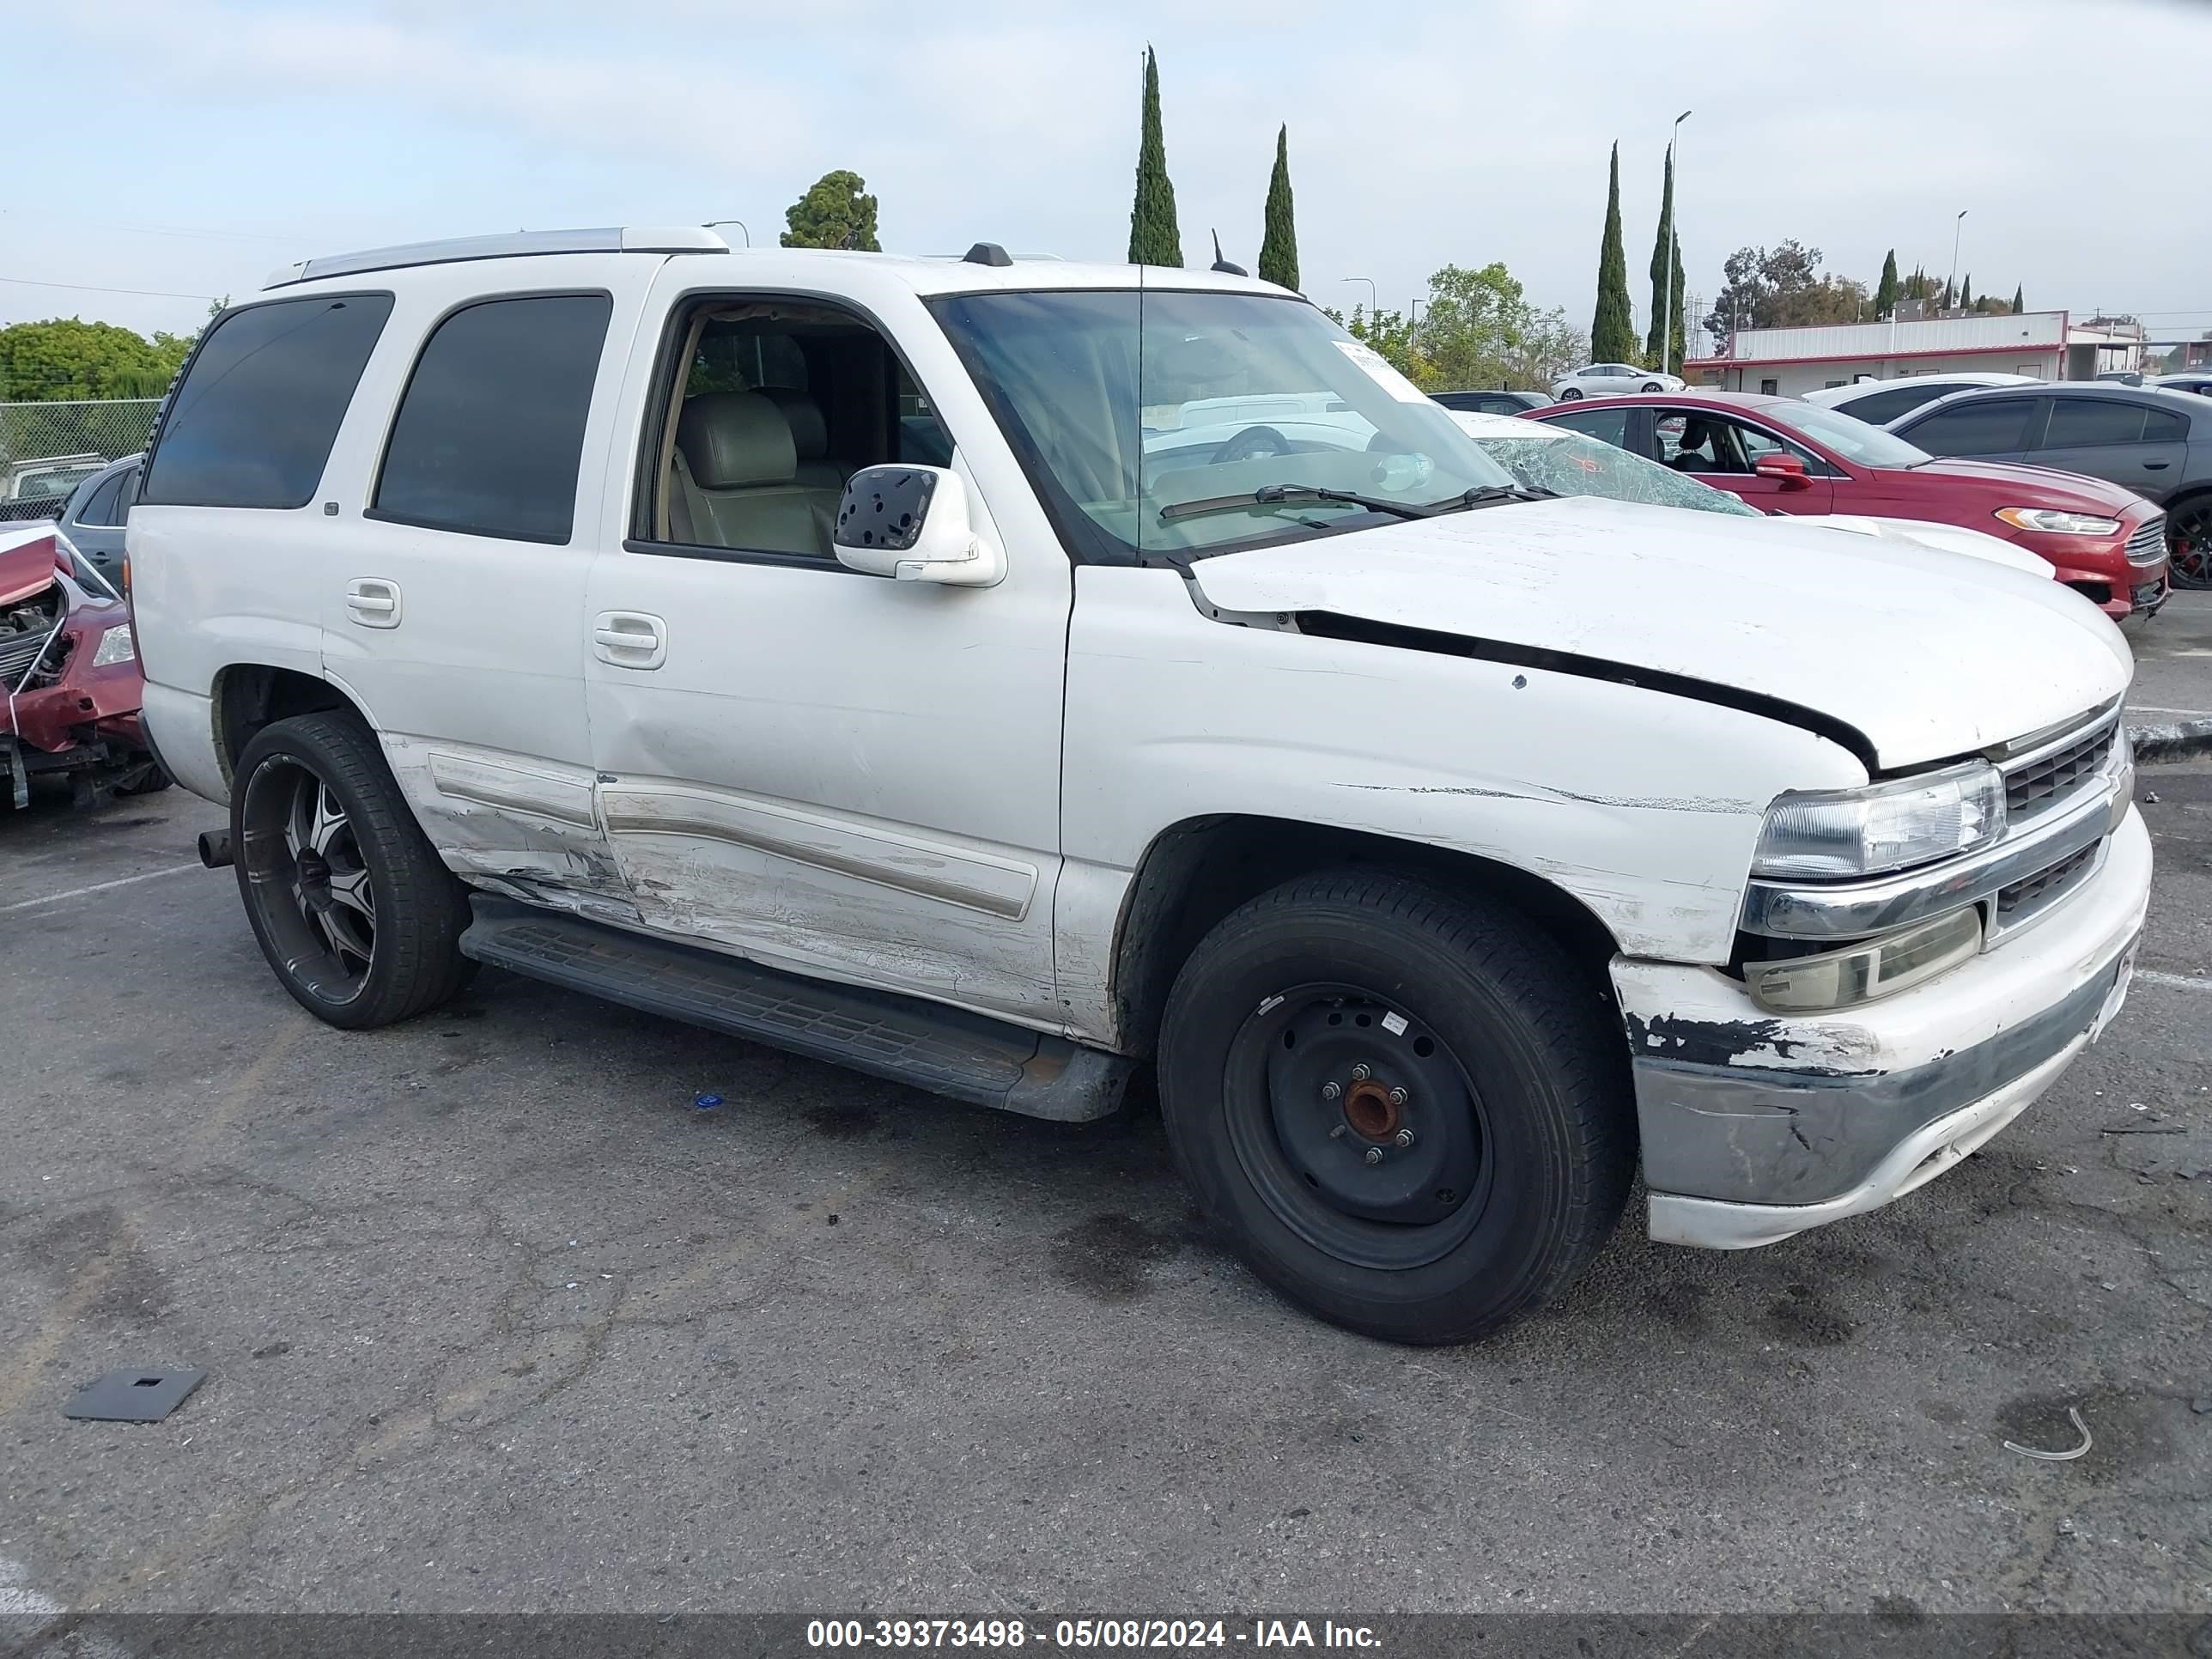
[[1947, 209, 1967, 312], [703, 218, 751, 248], [1341, 276, 1379, 320], [1661, 109, 1691, 377]]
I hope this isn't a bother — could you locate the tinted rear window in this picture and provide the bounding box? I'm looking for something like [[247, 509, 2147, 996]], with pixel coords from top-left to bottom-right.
[[143, 295, 392, 508], [1901, 397, 2034, 457], [371, 293, 611, 544]]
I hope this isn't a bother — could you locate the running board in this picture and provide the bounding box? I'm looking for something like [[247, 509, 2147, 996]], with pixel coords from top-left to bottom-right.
[[459, 896, 1130, 1122]]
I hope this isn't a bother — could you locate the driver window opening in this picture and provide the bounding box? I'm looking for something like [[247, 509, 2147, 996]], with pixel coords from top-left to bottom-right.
[[642, 299, 952, 559]]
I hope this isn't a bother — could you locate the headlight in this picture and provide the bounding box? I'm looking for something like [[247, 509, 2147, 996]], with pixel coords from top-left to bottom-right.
[[1994, 507, 2121, 537], [1748, 907, 1983, 1012], [1753, 761, 2006, 880], [90, 623, 136, 667]]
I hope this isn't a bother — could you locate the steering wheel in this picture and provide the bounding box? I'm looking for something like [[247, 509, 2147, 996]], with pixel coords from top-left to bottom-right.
[[1212, 424, 1292, 465]]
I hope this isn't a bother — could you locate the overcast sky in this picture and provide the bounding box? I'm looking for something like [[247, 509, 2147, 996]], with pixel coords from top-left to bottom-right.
[[7, 0, 2206, 350]]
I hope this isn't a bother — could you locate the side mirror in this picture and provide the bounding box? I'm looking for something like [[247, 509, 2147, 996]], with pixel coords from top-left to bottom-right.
[[1754, 452, 1812, 490], [833, 465, 1005, 586]]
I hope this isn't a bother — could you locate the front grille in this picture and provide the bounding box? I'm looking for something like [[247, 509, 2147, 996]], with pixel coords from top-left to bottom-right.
[[2125, 515, 2168, 565], [2004, 722, 2115, 818], [0, 626, 61, 685], [1996, 842, 2100, 916]]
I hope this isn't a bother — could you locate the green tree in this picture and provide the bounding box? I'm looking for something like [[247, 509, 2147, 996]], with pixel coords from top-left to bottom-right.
[[1324, 306, 1426, 383], [1702, 241, 1869, 345], [2013, 283, 2025, 313], [0, 319, 190, 403], [1127, 46, 1182, 267], [1874, 250, 1899, 318], [1960, 274, 1973, 310], [1418, 262, 1585, 389], [1591, 143, 1637, 362], [1644, 145, 1685, 374], [1257, 125, 1298, 289], [779, 169, 880, 251]]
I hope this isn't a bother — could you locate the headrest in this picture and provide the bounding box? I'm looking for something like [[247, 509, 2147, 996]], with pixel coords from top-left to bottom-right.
[[678, 391, 796, 489], [757, 386, 829, 461]]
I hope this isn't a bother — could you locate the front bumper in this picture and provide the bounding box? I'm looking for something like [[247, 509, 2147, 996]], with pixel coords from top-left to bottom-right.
[[1613, 805, 2152, 1249]]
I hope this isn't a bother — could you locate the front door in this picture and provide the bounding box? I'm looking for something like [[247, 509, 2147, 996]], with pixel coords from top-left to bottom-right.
[[1653, 408, 1838, 514], [580, 273, 1069, 1026]]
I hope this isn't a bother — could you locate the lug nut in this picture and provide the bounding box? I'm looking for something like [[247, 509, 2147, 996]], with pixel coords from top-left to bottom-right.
[[1395, 1127, 1415, 1148], [1387, 1086, 1408, 1108], [1350, 1063, 1371, 1083], [1320, 1080, 1341, 1101], [1329, 1123, 1347, 1139], [1364, 1146, 1384, 1166]]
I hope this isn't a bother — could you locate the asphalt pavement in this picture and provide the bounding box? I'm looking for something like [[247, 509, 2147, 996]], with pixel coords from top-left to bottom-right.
[[2130, 588, 2212, 757], [2, 757, 2208, 1620]]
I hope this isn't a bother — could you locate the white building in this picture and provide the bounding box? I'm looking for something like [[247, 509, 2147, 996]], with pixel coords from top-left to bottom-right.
[[1686, 311, 2146, 397]]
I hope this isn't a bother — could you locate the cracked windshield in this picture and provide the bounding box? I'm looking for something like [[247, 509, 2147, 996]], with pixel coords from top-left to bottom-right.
[[931, 289, 1518, 560]]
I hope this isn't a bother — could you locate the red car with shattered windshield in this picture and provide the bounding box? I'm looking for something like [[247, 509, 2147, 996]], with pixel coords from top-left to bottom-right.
[[1, 522, 165, 808], [1527, 392, 2170, 619]]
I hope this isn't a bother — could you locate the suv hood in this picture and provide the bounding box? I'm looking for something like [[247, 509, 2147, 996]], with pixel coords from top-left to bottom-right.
[[1188, 495, 2130, 770], [0, 524, 60, 607], [1882, 456, 2149, 514]]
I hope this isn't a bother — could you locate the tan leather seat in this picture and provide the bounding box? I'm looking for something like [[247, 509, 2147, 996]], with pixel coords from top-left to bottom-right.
[[757, 387, 848, 492], [673, 392, 841, 556]]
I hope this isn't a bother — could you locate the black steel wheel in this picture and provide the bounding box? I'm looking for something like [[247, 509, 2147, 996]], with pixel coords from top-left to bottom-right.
[[2169, 495, 2212, 589], [232, 713, 474, 1029], [1158, 869, 1635, 1345]]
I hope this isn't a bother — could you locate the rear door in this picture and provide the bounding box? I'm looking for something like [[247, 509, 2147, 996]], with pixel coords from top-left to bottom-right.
[[315, 259, 654, 902], [2033, 396, 2189, 500]]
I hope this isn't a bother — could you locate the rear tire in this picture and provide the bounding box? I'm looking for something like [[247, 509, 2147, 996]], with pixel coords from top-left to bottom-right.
[[1157, 870, 1635, 1345], [231, 712, 474, 1030], [1558, 386, 1584, 401]]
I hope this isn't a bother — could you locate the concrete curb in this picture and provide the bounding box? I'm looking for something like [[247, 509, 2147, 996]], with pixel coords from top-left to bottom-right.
[[2130, 716, 2212, 764]]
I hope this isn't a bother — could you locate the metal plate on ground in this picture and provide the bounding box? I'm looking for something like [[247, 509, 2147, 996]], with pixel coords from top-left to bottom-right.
[[63, 1367, 206, 1423]]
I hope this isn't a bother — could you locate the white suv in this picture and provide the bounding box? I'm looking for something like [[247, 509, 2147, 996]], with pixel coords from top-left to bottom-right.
[[131, 228, 2150, 1343]]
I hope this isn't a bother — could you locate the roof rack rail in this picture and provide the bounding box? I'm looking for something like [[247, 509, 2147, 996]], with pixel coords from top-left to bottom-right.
[[263, 226, 729, 289]]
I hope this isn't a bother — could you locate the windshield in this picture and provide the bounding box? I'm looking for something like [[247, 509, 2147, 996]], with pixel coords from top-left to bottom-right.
[[928, 289, 1518, 562], [1762, 400, 1931, 468], [1454, 419, 1759, 517]]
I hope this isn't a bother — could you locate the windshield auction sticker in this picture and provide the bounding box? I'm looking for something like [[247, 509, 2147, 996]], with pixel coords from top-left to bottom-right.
[[1331, 338, 1431, 404]]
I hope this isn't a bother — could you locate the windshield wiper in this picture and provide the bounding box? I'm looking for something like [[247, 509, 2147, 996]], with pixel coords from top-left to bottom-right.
[[1159, 483, 1434, 524], [1423, 483, 1557, 510]]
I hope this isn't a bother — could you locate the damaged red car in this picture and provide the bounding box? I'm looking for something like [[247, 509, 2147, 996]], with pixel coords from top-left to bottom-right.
[[1, 522, 167, 808]]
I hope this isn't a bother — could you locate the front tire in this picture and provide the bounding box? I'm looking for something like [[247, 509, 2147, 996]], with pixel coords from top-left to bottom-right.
[[2169, 495, 2212, 590], [1157, 871, 1635, 1345], [1641, 381, 1663, 392], [232, 712, 474, 1030]]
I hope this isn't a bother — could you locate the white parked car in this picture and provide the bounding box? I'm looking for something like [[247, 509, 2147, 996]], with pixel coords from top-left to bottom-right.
[[1551, 362, 1683, 400], [131, 229, 2149, 1345], [1447, 410, 2053, 578], [1802, 371, 2039, 428]]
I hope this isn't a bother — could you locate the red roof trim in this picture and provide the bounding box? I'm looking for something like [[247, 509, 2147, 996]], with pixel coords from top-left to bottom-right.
[[1685, 342, 2064, 370]]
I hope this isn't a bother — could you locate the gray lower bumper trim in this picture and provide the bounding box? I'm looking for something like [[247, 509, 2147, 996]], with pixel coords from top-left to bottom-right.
[[1633, 956, 2118, 1206]]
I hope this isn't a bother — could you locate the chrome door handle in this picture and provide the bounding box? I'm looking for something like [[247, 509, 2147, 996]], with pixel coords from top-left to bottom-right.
[[345, 578, 401, 628], [592, 611, 666, 670]]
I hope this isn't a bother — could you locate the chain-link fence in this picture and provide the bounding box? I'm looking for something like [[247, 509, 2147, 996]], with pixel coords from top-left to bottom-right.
[[0, 399, 160, 521]]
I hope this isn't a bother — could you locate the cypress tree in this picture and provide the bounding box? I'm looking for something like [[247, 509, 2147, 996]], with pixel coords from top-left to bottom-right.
[[2012, 283, 2025, 313], [1960, 274, 1973, 310], [1591, 143, 1636, 363], [1644, 146, 1684, 373], [1257, 125, 1298, 290], [1875, 250, 1899, 318], [1127, 47, 1182, 267]]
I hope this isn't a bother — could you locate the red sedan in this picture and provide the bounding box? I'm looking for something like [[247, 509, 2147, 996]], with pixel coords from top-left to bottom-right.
[[1525, 392, 2170, 619]]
